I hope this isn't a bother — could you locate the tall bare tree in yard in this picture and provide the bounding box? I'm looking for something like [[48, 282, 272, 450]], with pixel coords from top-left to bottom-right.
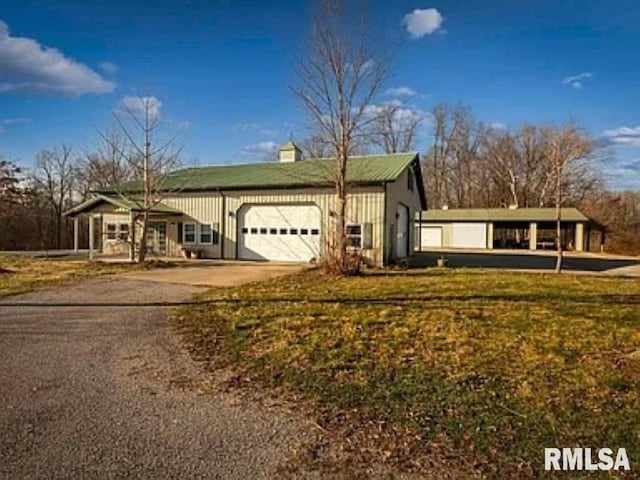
[[544, 124, 595, 272], [105, 96, 184, 263], [78, 130, 133, 198], [292, 0, 389, 274], [370, 103, 422, 154], [32, 144, 77, 249]]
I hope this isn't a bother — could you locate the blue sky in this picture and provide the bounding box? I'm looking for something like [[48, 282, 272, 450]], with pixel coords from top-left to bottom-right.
[[0, 0, 639, 189]]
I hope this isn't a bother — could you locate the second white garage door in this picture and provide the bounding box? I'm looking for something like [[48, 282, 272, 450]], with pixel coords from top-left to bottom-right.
[[238, 204, 321, 262], [451, 223, 487, 248]]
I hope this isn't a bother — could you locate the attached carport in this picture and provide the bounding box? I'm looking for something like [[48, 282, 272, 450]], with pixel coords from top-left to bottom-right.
[[416, 207, 606, 253]]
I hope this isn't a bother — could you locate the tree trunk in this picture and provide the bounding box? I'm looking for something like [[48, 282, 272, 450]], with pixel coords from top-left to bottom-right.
[[555, 165, 563, 273], [137, 210, 149, 263]]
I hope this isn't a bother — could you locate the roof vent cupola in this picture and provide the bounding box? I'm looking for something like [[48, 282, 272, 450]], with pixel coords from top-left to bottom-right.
[[278, 141, 303, 163]]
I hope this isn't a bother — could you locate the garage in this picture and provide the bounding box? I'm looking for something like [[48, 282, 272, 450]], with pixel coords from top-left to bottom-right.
[[419, 226, 443, 248], [451, 223, 487, 248], [238, 204, 321, 262]]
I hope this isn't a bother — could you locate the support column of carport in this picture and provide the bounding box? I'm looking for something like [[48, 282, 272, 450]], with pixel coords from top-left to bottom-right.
[[73, 216, 79, 252], [575, 222, 584, 252], [529, 222, 537, 250], [88, 214, 94, 260]]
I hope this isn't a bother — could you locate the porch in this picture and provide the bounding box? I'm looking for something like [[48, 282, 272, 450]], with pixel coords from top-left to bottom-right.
[[65, 194, 184, 261]]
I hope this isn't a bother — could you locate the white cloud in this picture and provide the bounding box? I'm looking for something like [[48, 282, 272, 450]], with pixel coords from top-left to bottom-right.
[[490, 122, 507, 130], [561, 72, 593, 89], [99, 61, 118, 75], [241, 141, 278, 155], [601, 126, 640, 147], [386, 86, 417, 97], [0, 20, 115, 96], [233, 122, 278, 137], [0, 117, 31, 133], [117, 95, 162, 121], [403, 8, 444, 38]]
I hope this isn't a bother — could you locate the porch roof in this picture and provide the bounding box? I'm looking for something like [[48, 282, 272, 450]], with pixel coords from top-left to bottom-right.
[[65, 194, 182, 217]]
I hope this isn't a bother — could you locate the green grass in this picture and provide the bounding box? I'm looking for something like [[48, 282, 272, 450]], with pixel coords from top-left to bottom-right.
[[173, 269, 640, 477], [0, 256, 149, 297]]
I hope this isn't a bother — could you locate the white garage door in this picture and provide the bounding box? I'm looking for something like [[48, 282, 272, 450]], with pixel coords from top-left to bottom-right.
[[420, 226, 443, 248], [238, 204, 321, 262], [451, 223, 487, 249]]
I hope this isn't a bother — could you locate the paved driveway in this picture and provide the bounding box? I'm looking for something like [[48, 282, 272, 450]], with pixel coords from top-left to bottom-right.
[[0, 272, 312, 479]]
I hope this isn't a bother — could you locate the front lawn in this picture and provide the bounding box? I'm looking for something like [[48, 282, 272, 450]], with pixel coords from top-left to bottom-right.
[[0, 256, 142, 297], [173, 270, 640, 477]]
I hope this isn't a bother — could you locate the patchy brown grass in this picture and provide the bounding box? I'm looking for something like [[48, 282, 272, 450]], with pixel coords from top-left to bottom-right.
[[0, 256, 167, 297], [173, 269, 640, 478]]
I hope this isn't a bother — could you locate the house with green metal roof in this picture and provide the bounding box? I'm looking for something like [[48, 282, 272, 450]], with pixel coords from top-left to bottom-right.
[[67, 142, 426, 266]]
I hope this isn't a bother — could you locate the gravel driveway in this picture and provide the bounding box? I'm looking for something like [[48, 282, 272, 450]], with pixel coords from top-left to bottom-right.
[[0, 277, 313, 479]]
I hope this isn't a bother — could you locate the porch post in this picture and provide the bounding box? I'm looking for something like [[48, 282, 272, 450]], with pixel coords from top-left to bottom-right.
[[529, 222, 537, 250], [129, 211, 136, 262], [73, 216, 79, 252], [88, 214, 95, 260]]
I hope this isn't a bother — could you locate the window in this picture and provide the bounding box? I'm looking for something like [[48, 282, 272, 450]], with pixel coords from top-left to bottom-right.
[[106, 223, 117, 240], [199, 224, 213, 244], [118, 223, 129, 241], [290, 228, 298, 235], [311, 229, 319, 235], [345, 224, 362, 248], [300, 228, 308, 235], [260, 228, 267, 234], [270, 228, 277, 235], [280, 228, 288, 235], [183, 223, 196, 244], [250, 227, 258, 234], [407, 169, 414, 192], [242, 227, 248, 234]]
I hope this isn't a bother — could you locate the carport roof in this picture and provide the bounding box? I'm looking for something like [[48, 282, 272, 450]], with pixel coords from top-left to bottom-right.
[[418, 207, 593, 223]]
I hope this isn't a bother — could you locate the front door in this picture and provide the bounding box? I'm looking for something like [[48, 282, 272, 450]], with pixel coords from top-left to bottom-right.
[[146, 221, 167, 256]]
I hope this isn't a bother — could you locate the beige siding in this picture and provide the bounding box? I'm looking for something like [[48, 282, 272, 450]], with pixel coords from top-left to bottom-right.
[[162, 193, 223, 257], [223, 186, 385, 266], [384, 166, 424, 263], [95, 187, 388, 265]]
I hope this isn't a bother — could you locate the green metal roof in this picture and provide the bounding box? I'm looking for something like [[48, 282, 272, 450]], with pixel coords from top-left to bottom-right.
[[64, 193, 181, 217], [418, 207, 592, 223], [101, 152, 419, 193]]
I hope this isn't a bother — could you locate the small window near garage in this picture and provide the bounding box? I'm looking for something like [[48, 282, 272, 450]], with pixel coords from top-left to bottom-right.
[[280, 228, 288, 235], [199, 224, 213, 244], [250, 227, 258, 234], [270, 228, 277, 235], [301, 228, 308, 235], [106, 223, 117, 241], [242, 227, 248, 234], [118, 223, 129, 241], [345, 224, 362, 248], [184, 223, 196, 244], [311, 229, 319, 235], [407, 169, 414, 192], [290, 228, 298, 235], [260, 228, 267, 234]]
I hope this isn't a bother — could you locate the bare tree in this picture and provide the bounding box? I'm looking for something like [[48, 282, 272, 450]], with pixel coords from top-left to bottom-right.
[[370, 103, 422, 154], [32, 144, 77, 249], [543, 124, 595, 272], [292, 0, 390, 274], [77, 130, 133, 198], [103, 96, 184, 263]]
